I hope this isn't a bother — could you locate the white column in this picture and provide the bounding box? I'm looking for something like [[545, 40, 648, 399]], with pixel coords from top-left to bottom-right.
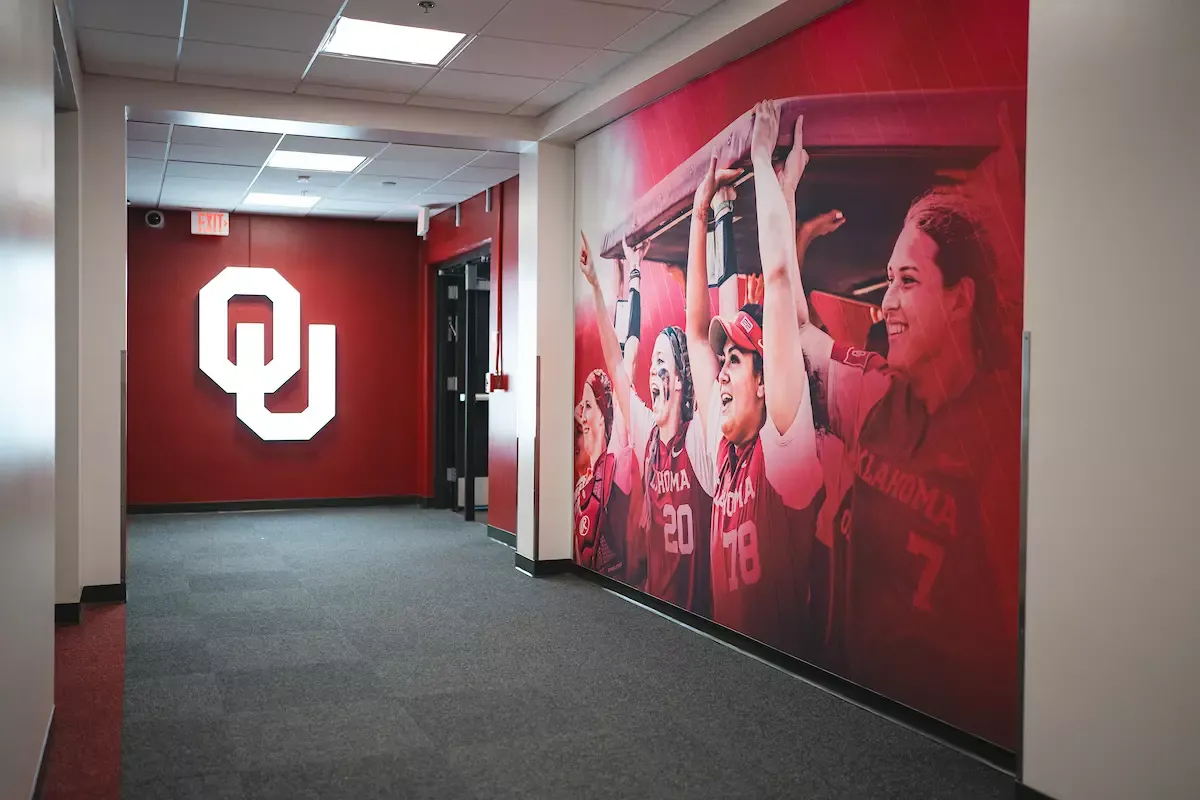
[[55, 110, 82, 605], [1022, 1, 1200, 798], [78, 79, 126, 589], [515, 143, 575, 564]]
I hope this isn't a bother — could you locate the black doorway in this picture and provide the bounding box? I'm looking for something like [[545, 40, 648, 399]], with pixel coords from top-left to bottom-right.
[[432, 247, 491, 521]]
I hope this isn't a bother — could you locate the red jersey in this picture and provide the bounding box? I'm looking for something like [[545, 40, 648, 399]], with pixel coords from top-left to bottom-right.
[[641, 421, 714, 616], [826, 343, 1019, 747], [705, 387, 824, 659], [575, 449, 634, 581]]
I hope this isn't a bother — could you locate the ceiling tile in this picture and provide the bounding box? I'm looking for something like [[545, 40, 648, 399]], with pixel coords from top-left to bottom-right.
[[252, 168, 350, 192], [482, 0, 650, 49], [276, 135, 388, 157], [406, 96, 518, 114], [127, 187, 162, 206], [127, 140, 168, 160], [375, 143, 485, 167], [418, 70, 550, 104], [160, 196, 240, 211], [470, 151, 521, 170], [77, 29, 179, 73], [176, 72, 302, 93], [296, 84, 412, 104], [563, 48, 633, 83], [83, 61, 178, 81], [312, 198, 397, 214], [447, 36, 595, 80], [428, 179, 489, 198], [334, 174, 435, 201], [606, 11, 689, 52], [411, 191, 472, 207], [127, 158, 166, 180], [511, 79, 585, 115], [165, 161, 261, 182], [379, 206, 421, 221], [178, 40, 310, 80], [170, 127, 280, 149], [161, 176, 255, 196], [357, 159, 463, 180], [215, 0, 344, 13], [444, 165, 519, 184], [238, 205, 312, 216], [73, 0, 185, 38], [127, 121, 171, 142], [303, 55, 437, 93], [662, 0, 723, 14], [344, 0, 510, 33], [184, 1, 333, 54], [167, 142, 276, 167]]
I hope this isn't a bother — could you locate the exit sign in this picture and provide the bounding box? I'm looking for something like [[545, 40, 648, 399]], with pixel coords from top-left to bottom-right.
[[191, 210, 229, 237]]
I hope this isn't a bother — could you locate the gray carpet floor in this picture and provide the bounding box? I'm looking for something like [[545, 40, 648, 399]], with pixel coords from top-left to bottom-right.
[[123, 507, 1014, 799]]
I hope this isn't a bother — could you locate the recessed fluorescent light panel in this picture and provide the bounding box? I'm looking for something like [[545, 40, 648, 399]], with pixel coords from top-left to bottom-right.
[[266, 151, 365, 172], [244, 193, 321, 209], [322, 17, 466, 66]]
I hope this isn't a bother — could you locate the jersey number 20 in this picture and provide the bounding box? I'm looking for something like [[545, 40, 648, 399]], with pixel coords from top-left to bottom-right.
[[663, 503, 694, 555], [721, 522, 762, 590]]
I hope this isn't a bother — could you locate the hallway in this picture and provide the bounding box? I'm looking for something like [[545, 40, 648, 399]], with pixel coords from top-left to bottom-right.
[[120, 508, 1011, 799]]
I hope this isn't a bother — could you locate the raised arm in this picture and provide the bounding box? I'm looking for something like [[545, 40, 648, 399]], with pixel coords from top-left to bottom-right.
[[773, 113, 846, 419], [579, 232, 634, 442], [752, 100, 809, 436], [685, 154, 739, 437]]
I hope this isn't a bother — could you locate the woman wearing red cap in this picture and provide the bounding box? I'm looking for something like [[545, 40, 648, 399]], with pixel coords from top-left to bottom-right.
[[683, 102, 825, 658]]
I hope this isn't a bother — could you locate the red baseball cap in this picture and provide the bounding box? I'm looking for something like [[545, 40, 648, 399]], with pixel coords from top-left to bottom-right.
[[709, 309, 763, 358]]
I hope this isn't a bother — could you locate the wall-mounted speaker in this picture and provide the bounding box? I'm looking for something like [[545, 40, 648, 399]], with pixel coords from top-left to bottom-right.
[[417, 207, 431, 238]]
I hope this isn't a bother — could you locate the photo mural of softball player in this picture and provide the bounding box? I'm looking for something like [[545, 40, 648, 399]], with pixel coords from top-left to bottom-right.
[[573, 369, 637, 581], [579, 233, 716, 616], [683, 103, 825, 659], [777, 126, 1021, 744]]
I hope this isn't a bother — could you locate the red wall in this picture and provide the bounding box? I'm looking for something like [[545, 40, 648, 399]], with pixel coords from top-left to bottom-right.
[[127, 210, 427, 505], [420, 178, 520, 534]]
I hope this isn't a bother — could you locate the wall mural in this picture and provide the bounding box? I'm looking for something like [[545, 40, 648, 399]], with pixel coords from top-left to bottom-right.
[[572, 0, 1028, 748], [198, 266, 336, 441]]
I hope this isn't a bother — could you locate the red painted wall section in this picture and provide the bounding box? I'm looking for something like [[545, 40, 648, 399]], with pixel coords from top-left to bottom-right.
[[488, 178, 520, 534], [126, 210, 426, 505], [420, 178, 520, 534]]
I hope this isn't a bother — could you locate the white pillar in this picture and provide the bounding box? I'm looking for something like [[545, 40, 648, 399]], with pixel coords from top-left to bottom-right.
[[55, 110, 82, 605], [515, 142, 575, 565], [78, 78, 126, 589]]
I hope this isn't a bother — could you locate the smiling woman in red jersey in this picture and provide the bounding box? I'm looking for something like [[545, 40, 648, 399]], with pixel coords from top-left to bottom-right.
[[790, 176, 1021, 746]]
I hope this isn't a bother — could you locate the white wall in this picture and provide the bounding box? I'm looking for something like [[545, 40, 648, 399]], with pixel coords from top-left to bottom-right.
[[56, 110, 82, 605], [1022, 1, 1200, 798], [78, 79, 127, 588], [515, 143, 576, 562], [0, 0, 57, 794]]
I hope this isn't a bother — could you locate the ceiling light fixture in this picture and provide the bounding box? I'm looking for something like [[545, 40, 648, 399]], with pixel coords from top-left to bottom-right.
[[267, 151, 365, 173], [321, 17, 467, 66], [244, 193, 321, 209]]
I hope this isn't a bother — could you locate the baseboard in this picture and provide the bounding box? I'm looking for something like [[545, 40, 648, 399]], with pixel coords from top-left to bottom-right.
[[570, 566, 1017, 774], [80, 583, 126, 604], [513, 553, 574, 577], [1015, 782, 1056, 800], [30, 706, 54, 800], [54, 602, 82, 625], [128, 495, 428, 515], [487, 526, 516, 548]]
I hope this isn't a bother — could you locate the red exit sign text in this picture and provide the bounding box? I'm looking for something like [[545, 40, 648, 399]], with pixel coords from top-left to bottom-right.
[[191, 210, 229, 237]]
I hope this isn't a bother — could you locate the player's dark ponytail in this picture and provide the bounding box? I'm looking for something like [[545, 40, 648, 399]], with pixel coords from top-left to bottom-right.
[[661, 326, 694, 423]]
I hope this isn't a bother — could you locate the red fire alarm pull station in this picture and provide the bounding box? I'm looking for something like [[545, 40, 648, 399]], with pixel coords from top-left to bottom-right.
[[191, 210, 229, 236], [487, 330, 508, 392]]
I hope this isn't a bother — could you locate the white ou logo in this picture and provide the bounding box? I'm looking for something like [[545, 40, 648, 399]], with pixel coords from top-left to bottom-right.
[[198, 266, 336, 441]]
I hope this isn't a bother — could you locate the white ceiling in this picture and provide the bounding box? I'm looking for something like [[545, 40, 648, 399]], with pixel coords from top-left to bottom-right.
[[126, 121, 523, 219], [73, 0, 725, 116]]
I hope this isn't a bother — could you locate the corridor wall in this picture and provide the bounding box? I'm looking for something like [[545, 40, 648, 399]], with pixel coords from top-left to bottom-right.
[[126, 210, 426, 505], [572, 0, 1028, 749], [420, 177, 521, 534]]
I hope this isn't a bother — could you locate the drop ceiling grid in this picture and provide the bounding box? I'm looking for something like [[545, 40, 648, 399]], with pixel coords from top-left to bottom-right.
[[76, 0, 712, 116]]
